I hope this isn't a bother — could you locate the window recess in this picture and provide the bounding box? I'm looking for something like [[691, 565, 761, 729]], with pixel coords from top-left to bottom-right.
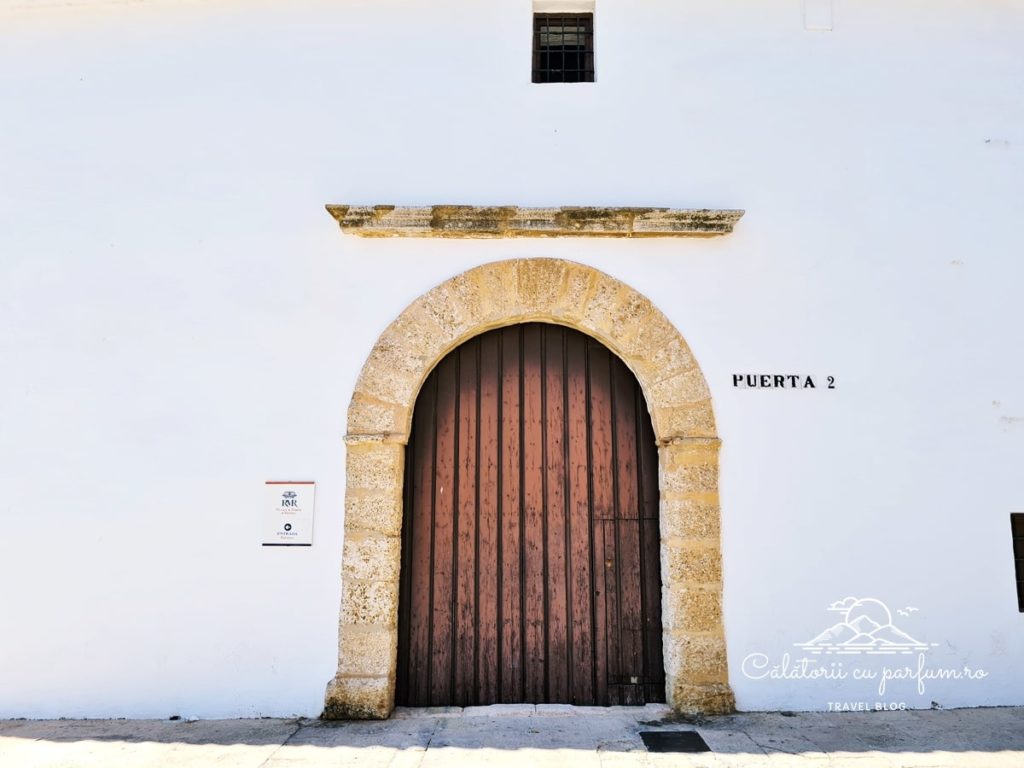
[[532, 12, 594, 83]]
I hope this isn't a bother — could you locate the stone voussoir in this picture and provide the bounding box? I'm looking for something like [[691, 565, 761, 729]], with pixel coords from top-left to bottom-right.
[[605, 291, 657, 346], [652, 404, 718, 441], [647, 367, 712, 408], [645, 336, 698, 382], [516, 258, 568, 314], [379, 305, 452, 369], [347, 395, 408, 437], [579, 280, 628, 340], [465, 261, 521, 323], [554, 263, 598, 322], [354, 350, 421, 409], [416, 283, 478, 348]]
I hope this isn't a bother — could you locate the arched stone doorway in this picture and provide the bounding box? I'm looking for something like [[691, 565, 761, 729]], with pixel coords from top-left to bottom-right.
[[324, 258, 732, 718]]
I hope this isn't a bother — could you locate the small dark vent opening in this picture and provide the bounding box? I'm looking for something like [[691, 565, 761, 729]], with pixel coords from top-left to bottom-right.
[[639, 731, 712, 753], [533, 13, 594, 83]]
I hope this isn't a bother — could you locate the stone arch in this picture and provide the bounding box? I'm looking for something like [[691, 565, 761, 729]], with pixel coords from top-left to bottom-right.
[[324, 258, 733, 718]]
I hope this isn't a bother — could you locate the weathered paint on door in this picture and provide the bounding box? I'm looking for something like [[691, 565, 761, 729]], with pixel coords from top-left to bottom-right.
[[396, 323, 664, 706]]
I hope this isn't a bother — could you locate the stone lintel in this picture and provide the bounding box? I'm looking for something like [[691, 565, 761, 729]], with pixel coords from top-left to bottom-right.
[[326, 205, 744, 238]]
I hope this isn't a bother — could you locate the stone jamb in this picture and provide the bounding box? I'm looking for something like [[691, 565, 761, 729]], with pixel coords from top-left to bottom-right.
[[324, 258, 733, 719]]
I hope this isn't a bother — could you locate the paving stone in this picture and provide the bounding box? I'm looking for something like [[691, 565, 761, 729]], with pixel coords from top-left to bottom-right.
[[536, 704, 578, 716], [463, 703, 536, 716], [391, 706, 462, 718]]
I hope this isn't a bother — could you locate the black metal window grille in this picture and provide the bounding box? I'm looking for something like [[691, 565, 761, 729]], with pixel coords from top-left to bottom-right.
[[532, 13, 594, 83], [1012, 514, 1024, 612]]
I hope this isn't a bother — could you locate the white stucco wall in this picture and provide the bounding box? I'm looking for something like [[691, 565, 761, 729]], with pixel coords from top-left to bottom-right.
[[1, 0, 1022, 717]]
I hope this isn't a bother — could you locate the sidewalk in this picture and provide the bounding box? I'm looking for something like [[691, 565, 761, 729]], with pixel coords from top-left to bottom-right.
[[2, 705, 1023, 767]]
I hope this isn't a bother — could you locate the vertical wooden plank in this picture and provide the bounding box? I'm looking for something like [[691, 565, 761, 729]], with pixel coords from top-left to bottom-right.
[[499, 326, 523, 702], [565, 331, 594, 704], [637, 386, 665, 703], [612, 359, 640, 523], [429, 353, 457, 705], [543, 326, 569, 702], [521, 324, 547, 702], [454, 341, 479, 705], [588, 341, 614, 705], [641, 516, 665, 703], [637, 385, 660, 523], [400, 375, 438, 705], [476, 332, 501, 704], [603, 518, 622, 705], [616, 518, 643, 705], [612, 358, 643, 706]]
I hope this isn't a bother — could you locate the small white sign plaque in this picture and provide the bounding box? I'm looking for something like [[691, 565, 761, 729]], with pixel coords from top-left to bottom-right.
[[263, 481, 315, 546]]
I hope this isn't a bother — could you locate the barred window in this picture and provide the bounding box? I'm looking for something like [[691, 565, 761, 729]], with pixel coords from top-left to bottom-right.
[[532, 13, 594, 83]]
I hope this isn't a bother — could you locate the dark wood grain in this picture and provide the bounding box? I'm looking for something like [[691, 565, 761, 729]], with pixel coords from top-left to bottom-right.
[[612, 360, 642, 705], [543, 327, 569, 702], [566, 332, 594, 704], [429, 354, 457, 705], [499, 327, 523, 702], [477, 333, 501, 704], [521, 325, 547, 702], [588, 343, 614, 705], [638, 390, 665, 702], [454, 342, 478, 704]]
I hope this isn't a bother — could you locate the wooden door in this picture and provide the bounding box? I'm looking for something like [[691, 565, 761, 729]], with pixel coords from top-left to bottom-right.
[[396, 323, 664, 706]]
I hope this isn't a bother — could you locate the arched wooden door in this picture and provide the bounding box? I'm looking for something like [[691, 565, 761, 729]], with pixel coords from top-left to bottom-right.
[[396, 323, 664, 707]]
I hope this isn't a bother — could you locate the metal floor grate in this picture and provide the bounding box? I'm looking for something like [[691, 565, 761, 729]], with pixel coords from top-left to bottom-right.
[[639, 730, 712, 753]]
